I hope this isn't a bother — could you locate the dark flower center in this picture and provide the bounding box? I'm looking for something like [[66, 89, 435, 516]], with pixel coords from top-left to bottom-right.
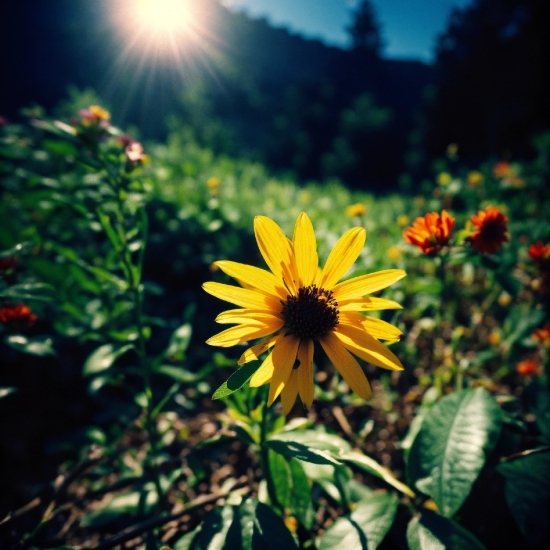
[[281, 285, 339, 340]]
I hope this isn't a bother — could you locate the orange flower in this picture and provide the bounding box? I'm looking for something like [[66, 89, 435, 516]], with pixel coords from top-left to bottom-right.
[[532, 326, 550, 347], [468, 206, 509, 254], [528, 242, 550, 265], [79, 105, 110, 127], [403, 210, 455, 255], [493, 161, 511, 179], [0, 303, 37, 329], [516, 360, 538, 375]]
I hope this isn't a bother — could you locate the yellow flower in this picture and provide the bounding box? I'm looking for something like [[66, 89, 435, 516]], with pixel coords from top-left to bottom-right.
[[467, 171, 484, 187], [207, 177, 221, 195], [387, 246, 401, 261], [397, 214, 410, 227], [203, 213, 406, 414], [437, 172, 452, 186], [346, 202, 367, 217]]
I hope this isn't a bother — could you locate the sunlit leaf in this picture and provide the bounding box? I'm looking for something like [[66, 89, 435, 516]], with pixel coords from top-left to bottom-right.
[[319, 492, 398, 550], [82, 343, 134, 376], [212, 362, 260, 400], [5, 335, 56, 356], [407, 388, 502, 517], [265, 438, 341, 465]]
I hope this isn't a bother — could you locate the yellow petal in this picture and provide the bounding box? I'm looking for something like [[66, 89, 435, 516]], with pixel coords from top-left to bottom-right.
[[339, 311, 402, 341], [333, 269, 406, 301], [254, 216, 298, 293], [335, 324, 404, 371], [338, 297, 403, 311], [281, 369, 299, 415], [268, 335, 300, 405], [216, 309, 283, 325], [319, 227, 366, 289], [215, 261, 287, 300], [292, 212, 318, 287], [238, 335, 280, 365], [203, 282, 281, 310], [249, 351, 275, 387], [206, 322, 281, 347], [297, 339, 314, 409], [320, 332, 371, 399]]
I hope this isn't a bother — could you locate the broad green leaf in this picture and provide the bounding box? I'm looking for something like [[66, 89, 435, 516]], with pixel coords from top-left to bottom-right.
[[192, 504, 235, 550], [407, 388, 502, 517], [319, 493, 398, 550], [265, 438, 342, 465], [406, 510, 486, 550], [173, 526, 202, 550], [5, 335, 56, 356], [268, 451, 313, 528], [80, 486, 157, 527], [299, 462, 351, 504], [82, 343, 134, 376], [339, 451, 415, 497], [267, 429, 352, 454], [241, 498, 298, 550], [212, 362, 260, 400], [497, 451, 550, 546]]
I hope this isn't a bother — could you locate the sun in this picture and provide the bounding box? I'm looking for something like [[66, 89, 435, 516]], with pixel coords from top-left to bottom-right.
[[134, 0, 193, 37]]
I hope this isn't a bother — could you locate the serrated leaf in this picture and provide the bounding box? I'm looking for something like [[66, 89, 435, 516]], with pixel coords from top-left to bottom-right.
[[5, 335, 56, 356], [82, 343, 134, 376], [407, 388, 502, 517], [407, 510, 486, 550], [339, 451, 415, 497], [212, 361, 260, 400], [319, 493, 398, 550], [497, 451, 550, 546], [265, 438, 342, 465]]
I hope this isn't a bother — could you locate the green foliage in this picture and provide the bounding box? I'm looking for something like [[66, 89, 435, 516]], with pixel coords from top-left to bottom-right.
[[407, 388, 502, 517]]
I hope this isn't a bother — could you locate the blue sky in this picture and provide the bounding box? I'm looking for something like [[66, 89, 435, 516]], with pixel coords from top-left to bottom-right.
[[222, 0, 473, 62]]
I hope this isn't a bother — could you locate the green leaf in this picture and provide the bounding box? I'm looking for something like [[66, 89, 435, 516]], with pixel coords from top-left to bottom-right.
[[212, 362, 260, 400], [339, 451, 415, 497], [164, 323, 193, 361], [267, 429, 352, 454], [173, 526, 202, 550], [406, 510, 486, 550], [265, 438, 342, 466], [96, 207, 124, 253], [80, 486, 157, 528], [192, 504, 235, 550], [236, 498, 298, 550], [497, 451, 550, 546], [0, 282, 55, 302], [319, 493, 398, 550], [82, 343, 134, 376], [407, 388, 502, 517], [5, 335, 56, 356], [268, 452, 313, 528]]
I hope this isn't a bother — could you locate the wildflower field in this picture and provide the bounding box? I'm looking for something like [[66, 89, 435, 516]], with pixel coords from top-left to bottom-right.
[[1, 103, 549, 550]]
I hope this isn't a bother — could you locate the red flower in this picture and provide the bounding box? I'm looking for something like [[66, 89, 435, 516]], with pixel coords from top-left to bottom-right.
[[403, 210, 455, 255], [516, 360, 539, 376], [0, 303, 37, 329], [528, 242, 550, 265], [468, 206, 509, 254], [493, 161, 511, 179]]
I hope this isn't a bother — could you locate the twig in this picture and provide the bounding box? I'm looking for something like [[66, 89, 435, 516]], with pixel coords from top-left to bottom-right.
[[88, 476, 249, 550], [500, 445, 550, 462]]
